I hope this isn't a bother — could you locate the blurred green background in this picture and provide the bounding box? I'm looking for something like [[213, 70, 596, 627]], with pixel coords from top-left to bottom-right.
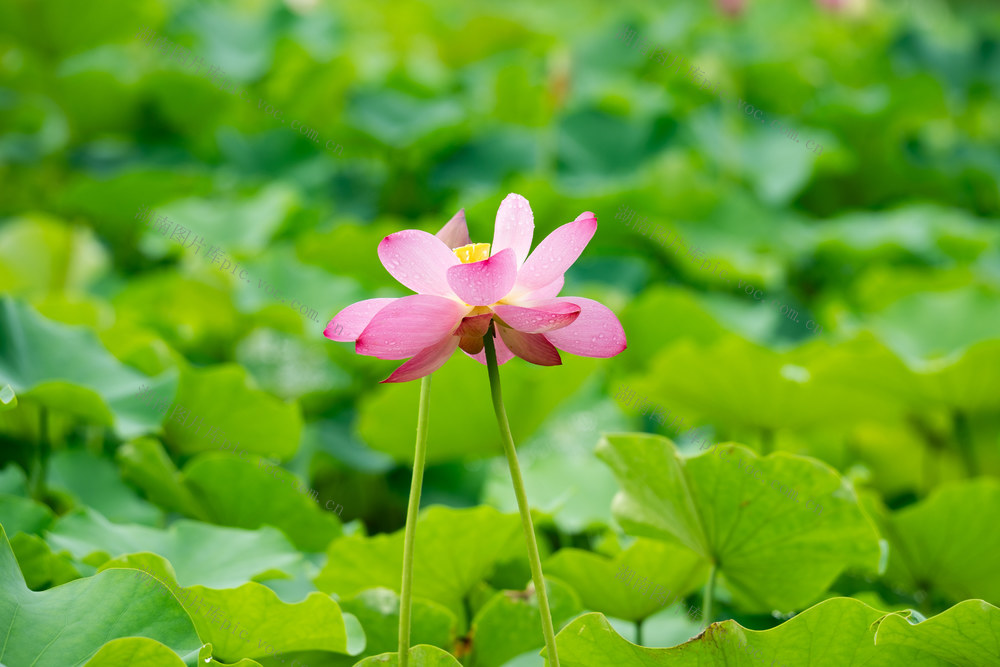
[[1, 0, 1000, 660]]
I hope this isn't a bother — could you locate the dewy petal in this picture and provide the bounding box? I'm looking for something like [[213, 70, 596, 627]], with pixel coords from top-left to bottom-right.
[[324, 298, 396, 342], [491, 193, 534, 268], [520, 275, 564, 301], [465, 329, 516, 366], [357, 294, 469, 360], [541, 296, 627, 358], [382, 336, 460, 383], [446, 248, 517, 306], [493, 301, 580, 334], [378, 230, 461, 297], [498, 326, 562, 366], [435, 209, 472, 250], [512, 212, 597, 295]]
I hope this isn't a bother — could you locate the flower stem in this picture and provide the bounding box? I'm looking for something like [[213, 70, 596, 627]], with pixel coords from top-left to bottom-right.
[[483, 327, 561, 667], [702, 562, 717, 629], [398, 375, 432, 667]]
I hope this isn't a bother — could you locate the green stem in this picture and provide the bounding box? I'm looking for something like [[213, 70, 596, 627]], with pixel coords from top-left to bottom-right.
[[952, 411, 977, 477], [635, 618, 644, 646], [702, 563, 717, 629], [398, 375, 432, 667], [483, 327, 561, 667]]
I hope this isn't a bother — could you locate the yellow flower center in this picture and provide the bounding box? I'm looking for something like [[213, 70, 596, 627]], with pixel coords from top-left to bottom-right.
[[454, 243, 491, 264]]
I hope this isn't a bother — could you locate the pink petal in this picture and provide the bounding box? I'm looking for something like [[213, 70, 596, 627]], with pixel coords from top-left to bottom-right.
[[493, 301, 580, 334], [541, 296, 627, 358], [378, 230, 461, 297], [520, 276, 564, 301], [357, 294, 469, 359], [435, 209, 472, 249], [465, 330, 516, 366], [498, 326, 562, 366], [491, 193, 534, 268], [446, 248, 517, 306], [382, 336, 460, 383], [324, 298, 397, 342], [512, 212, 597, 295]]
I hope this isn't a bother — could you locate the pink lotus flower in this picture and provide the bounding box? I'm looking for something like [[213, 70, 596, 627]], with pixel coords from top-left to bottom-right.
[[324, 194, 627, 382]]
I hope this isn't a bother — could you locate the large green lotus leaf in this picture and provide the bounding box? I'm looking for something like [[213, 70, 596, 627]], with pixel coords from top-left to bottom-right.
[[165, 364, 302, 459], [0, 297, 179, 438], [182, 453, 342, 552], [146, 185, 300, 257], [354, 645, 462, 666], [235, 328, 353, 401], [339, 588, 457, 658], [913, 340, 1000, 414], [812, 334, 1000, 415], [294, 223, 405, 292], [45, 508, 301, 587], [0, 463, 27, 494], [0, 493, 54, 537], [9, 532, 81, 590], [810, 205, 997, 267], [347, 89, 465, 148], [100, 553, 364, 663], [868, 287, 1000, 361], [597, 434, 882, 613], [120, 439, 334, 549], [359, 352, 595, 463], [232, 245, 366, 337], [0, 525, 202, 667], [551, 599, 943, 666], [111, 274, 245, 358], [617, 288, 726, 372], [314, 506, 521, 623], [851, 265, 980, 314], [0, 214, 108, 296], [47, 448, 161, 526], [543, 538, 707, 622], [83, 637, 192, 667], [55, 168, 215, 253], [876, 599, 1000, 665], [882, 479, 1000, 606], [116, 438, 210, 520], [467, 578, 581, 667], [629, 337, 901, 433]]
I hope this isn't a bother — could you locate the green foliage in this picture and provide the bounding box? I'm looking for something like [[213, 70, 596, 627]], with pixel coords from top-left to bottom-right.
[[2, 0, 999, 663]]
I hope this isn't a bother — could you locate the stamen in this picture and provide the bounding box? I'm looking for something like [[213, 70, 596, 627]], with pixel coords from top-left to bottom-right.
[[454, 243, 491, 264]]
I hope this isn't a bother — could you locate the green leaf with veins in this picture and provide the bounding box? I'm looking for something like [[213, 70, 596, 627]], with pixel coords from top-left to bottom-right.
[[597, 434, 882, 613], [314, 506, 521, 625], [467, 577, 581, 667], [44, 507, 301, 588], [0, 296, 178, 438], [354, 645, 464, 666], [0, 524, 202, 667], [339, 587, 457, 658], [882, 479, 1000, 607], [544, 537, 707, 622], [98, 552, 364, 663]]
